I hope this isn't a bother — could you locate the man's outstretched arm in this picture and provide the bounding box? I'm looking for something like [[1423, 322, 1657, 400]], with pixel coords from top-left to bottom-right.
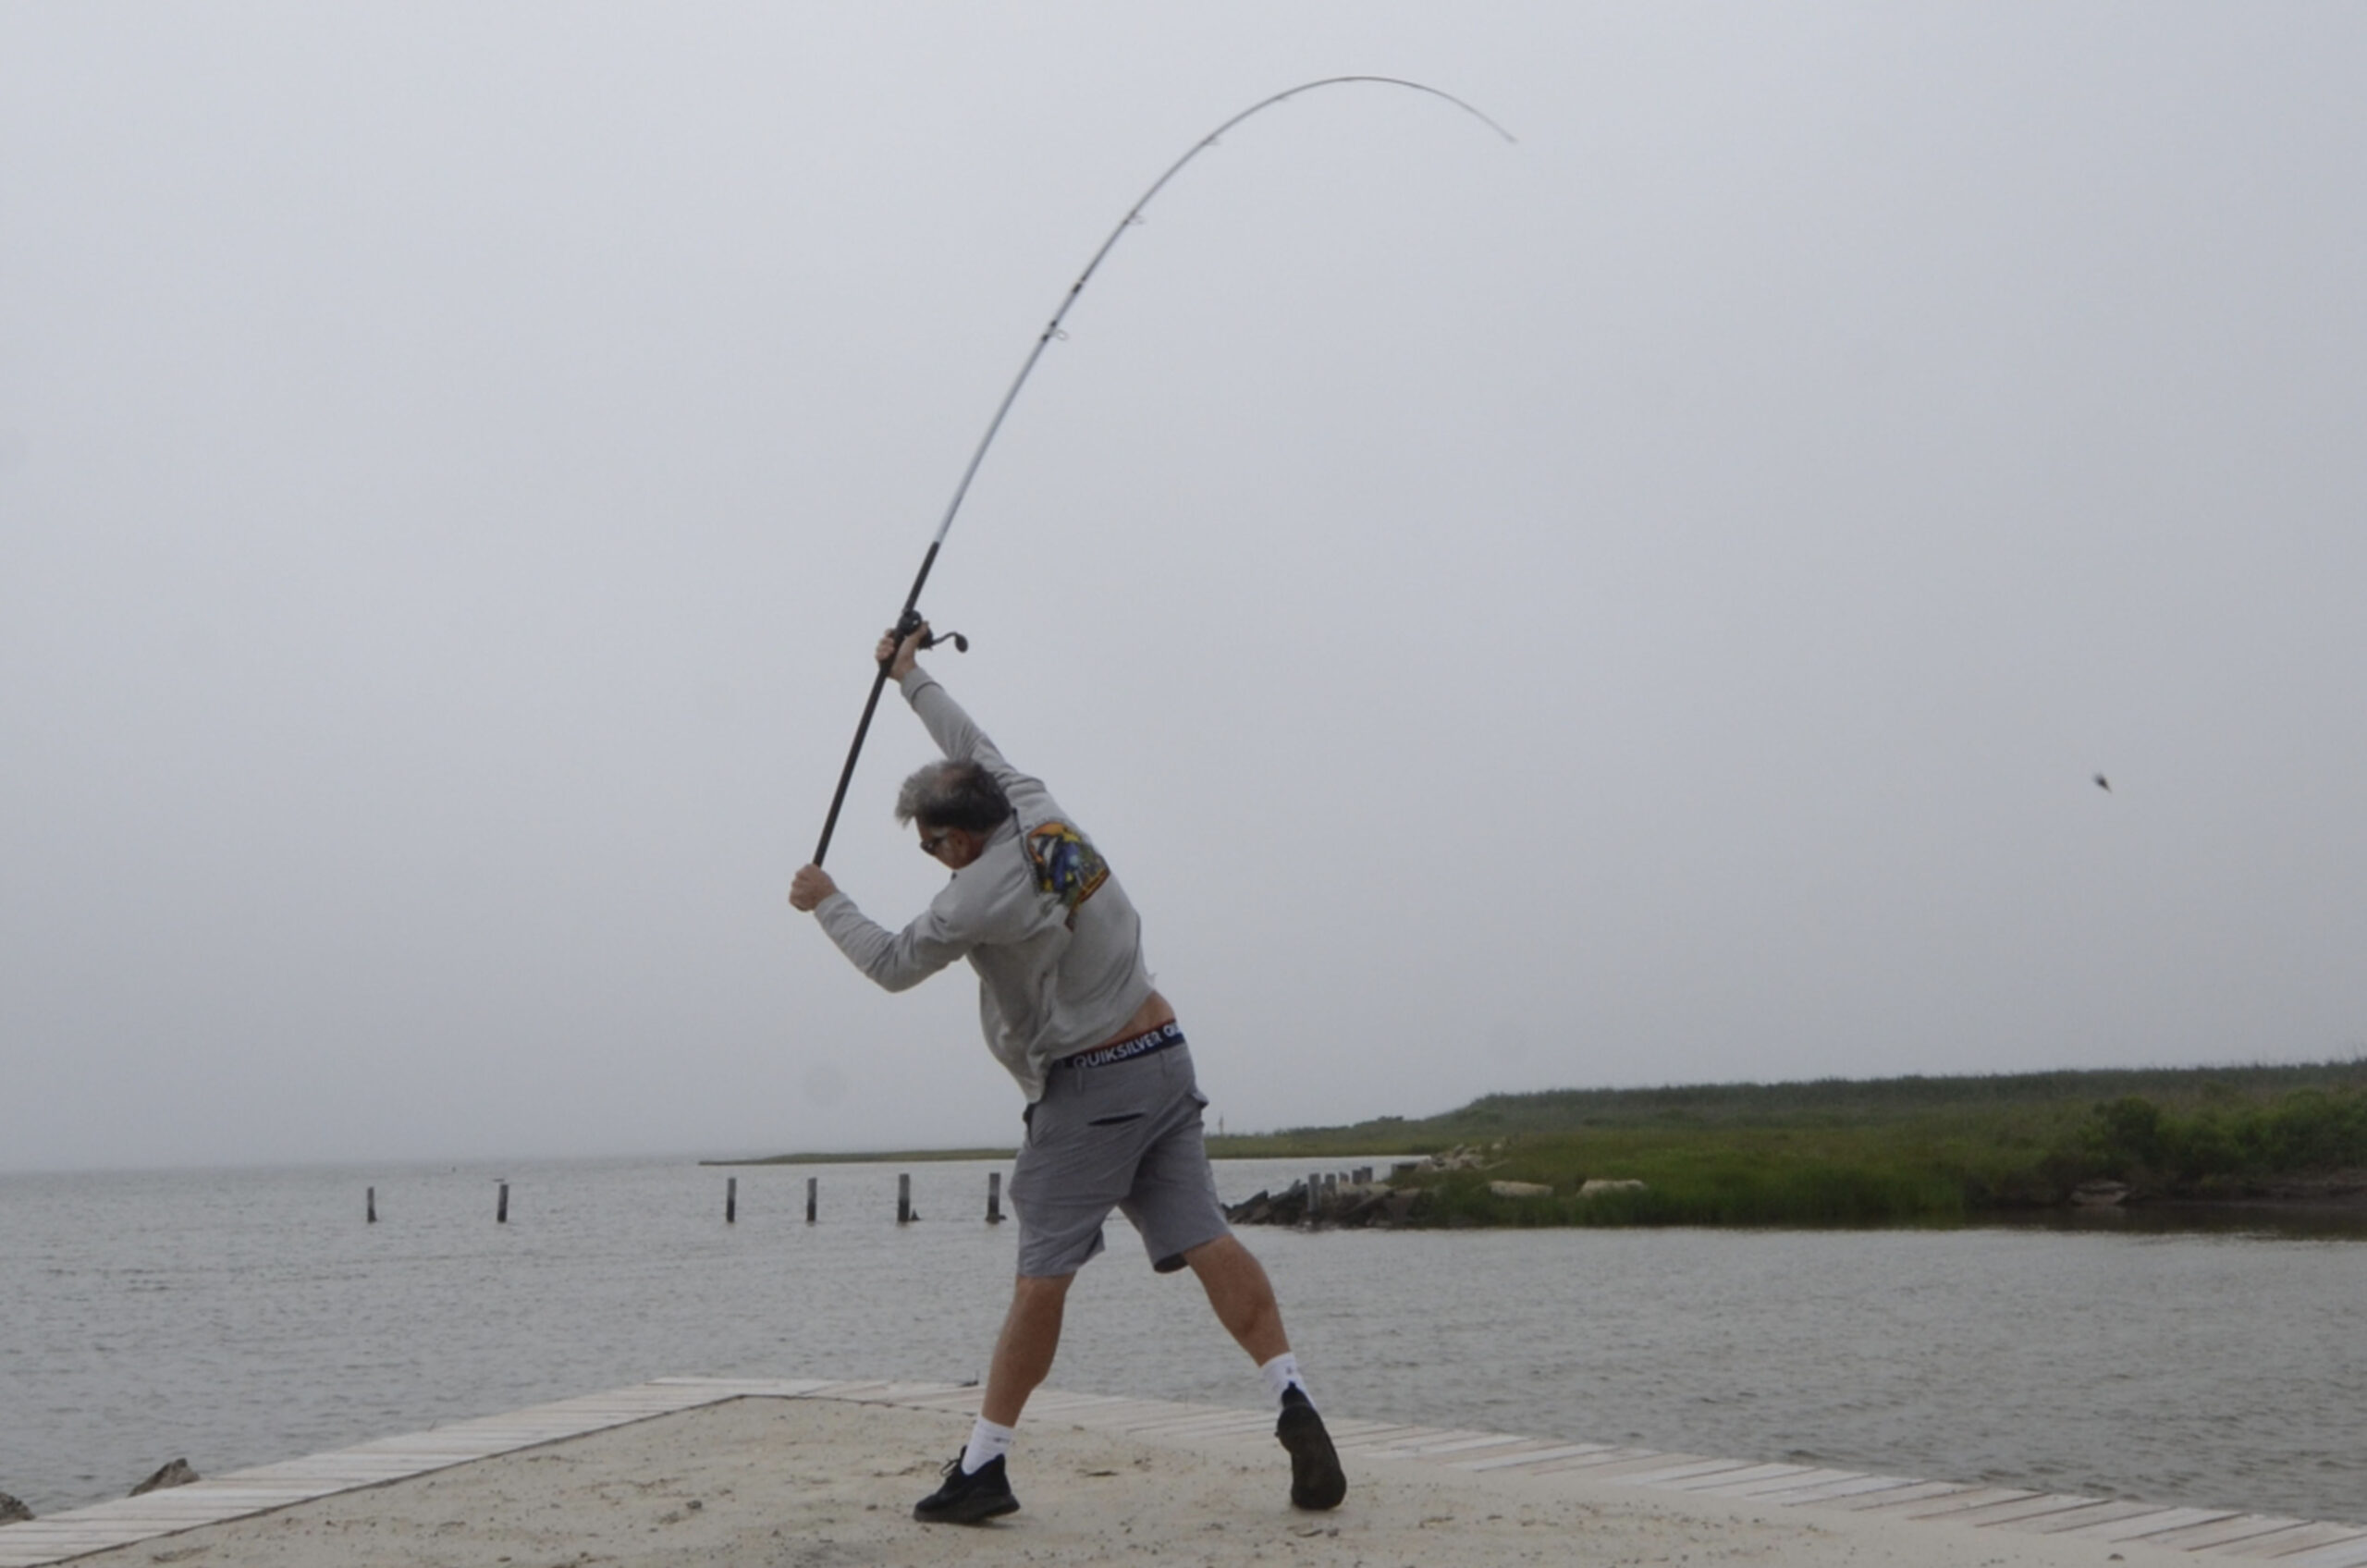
[[790, 867, 970, 993], [878, 623, 1029, 787]]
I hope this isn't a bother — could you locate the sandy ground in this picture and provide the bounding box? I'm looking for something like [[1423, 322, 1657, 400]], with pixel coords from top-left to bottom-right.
[[51, 1395, 2226, 1568]]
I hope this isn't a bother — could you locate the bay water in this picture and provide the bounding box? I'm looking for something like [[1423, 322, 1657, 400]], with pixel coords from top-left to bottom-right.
[[3, 1157, 2361, 1524]]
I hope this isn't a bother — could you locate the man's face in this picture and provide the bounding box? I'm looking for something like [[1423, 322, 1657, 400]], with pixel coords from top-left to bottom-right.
[[919, 825, 985, 870]]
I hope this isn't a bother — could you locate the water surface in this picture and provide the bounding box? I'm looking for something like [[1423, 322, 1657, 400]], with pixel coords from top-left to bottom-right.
[[2, 1157, 2360, 1524]]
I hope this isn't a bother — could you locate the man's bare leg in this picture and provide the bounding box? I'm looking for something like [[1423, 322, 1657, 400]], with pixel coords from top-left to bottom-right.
[[1184, 1233, 1345, 1510], [916, 1273, 1074, 1523], [981, 1272, 1073, 1427], [1182, 1234, 1290, 1363]]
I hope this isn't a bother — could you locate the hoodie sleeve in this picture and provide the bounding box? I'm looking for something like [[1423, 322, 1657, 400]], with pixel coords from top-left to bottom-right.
[[810, 847, 1053, 994], [811, 890, 973, 993], [900, 668, 1050, 805]]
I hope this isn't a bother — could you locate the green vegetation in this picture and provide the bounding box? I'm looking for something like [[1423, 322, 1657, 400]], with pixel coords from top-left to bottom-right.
[[1209, 1059, 2367, 1227], [2079, 1087, 2367, 1195], [1409, 1127, 1998, 1228]]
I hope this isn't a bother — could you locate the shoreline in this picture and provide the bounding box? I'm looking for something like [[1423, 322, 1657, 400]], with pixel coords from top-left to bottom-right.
[[699, 1145, 2367, 1231], [5, 1379, 2361, 1568]]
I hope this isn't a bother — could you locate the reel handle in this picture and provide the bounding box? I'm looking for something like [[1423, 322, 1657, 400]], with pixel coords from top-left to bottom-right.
[[883, 606, 969, 660]]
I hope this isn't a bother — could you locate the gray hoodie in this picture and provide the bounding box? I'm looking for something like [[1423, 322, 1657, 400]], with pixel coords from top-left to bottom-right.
[[813, 667, 1155, 1100]]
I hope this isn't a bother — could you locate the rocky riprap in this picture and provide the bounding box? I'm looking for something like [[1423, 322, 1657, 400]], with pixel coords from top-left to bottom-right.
[[1223, 1148, 1650, 1228], [1225, 1173, 1419, 1229], [1225, 1147, 1516, 1229]]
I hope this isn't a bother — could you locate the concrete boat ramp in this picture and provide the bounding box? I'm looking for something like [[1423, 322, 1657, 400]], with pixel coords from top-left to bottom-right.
[[2, 1378, 2361, 1567]]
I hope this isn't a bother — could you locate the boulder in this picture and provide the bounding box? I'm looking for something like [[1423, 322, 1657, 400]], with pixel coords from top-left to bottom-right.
[[1488, 1181, 1553, 1198], [129, 1460, 198, 1497], [1578, 1179, 1647, 1198], [1, 1490, 32, 1524]]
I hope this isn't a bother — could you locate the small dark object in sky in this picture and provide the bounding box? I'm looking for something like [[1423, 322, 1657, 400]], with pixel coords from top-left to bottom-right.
[[2094, 774, 2111, 792]]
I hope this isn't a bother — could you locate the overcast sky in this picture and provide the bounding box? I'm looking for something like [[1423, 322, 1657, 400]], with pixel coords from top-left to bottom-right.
[[4, 4, 2361, 1172]]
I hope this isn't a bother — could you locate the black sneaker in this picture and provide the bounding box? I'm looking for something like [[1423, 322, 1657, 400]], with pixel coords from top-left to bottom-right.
[[1276, 1387, 1346, 1510], [913, 1454, 1020, 1525]]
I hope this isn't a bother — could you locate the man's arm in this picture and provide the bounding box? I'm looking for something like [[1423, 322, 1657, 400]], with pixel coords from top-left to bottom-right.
[[795, 880, 973, 993], [878, 623, 1025, 786], [782, 625, 1043, 990], [788, 864, 968, 992]]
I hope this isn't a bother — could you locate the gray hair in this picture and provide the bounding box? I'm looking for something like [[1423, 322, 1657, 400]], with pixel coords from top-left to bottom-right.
[[895, 759, 1012, 833]]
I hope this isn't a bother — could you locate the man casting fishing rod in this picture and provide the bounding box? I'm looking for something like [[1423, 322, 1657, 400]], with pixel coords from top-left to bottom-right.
[[787, 622, 1346, 1525]]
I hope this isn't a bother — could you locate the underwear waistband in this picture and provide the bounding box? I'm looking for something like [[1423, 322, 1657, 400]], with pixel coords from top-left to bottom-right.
[[1061, 1019, 1185, 1071]]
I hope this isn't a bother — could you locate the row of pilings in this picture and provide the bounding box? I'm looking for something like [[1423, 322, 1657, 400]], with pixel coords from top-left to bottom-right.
[[358, 1173, 1006, 1225]]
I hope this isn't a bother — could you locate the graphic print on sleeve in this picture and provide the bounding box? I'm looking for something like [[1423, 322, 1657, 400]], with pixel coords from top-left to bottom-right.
[[1025, 821, 1110, 925]]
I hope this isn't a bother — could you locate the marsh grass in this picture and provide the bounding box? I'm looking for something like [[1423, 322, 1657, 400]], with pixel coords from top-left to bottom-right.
[[1415, 1123, 2018, 1226], [1206, 1059, 2367, 1226]]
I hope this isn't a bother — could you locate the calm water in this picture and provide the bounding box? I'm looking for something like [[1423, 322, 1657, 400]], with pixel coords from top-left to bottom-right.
[[2, 1157, 2361, 1523]]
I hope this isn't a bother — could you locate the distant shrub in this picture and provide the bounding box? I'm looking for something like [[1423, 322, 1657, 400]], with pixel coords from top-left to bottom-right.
[[2079, 1089, 2367, 1185]]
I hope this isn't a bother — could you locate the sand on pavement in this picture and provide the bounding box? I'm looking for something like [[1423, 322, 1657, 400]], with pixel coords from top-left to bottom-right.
[[43, 1392, 2250, 1568]]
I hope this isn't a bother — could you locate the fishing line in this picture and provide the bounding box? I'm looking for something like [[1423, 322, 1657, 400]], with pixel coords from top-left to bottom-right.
[[811, 77, 1514, 864]]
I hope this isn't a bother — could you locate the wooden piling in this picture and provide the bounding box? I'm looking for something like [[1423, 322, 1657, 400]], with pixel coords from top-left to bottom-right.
[[987, 1171, 1003, 1224], [726, 1177, 737, 1224], [805, 1176, 817, 1224], [366, 1187, 376, 1224], [497, 1182, 509, 1223], [897, 1173, 913, 1225]]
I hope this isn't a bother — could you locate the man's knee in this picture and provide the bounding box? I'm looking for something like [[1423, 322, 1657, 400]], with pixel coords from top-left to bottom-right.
[[1010, 1272, 1075, 1313], [1181, 1233, 1254, 1277]]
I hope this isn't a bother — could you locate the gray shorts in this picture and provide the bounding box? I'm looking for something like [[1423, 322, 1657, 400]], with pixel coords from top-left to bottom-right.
[[1009, 1031, 1232, 1278]]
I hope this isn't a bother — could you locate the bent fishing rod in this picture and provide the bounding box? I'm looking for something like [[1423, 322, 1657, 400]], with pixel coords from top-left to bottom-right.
[[810, 76, 1514, 865]]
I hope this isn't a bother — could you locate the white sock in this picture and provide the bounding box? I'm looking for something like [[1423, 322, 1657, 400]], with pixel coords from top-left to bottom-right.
[[961, 1416, 1015, 1475], [1259, 1352, 1310, 1407]]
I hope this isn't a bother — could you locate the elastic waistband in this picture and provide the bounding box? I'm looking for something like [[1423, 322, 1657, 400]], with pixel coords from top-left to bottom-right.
[[1060, 1019, 1185, 1071]]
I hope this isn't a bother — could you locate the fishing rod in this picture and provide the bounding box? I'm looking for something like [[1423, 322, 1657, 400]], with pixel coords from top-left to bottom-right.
[[809, 76, 1514, 865]]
